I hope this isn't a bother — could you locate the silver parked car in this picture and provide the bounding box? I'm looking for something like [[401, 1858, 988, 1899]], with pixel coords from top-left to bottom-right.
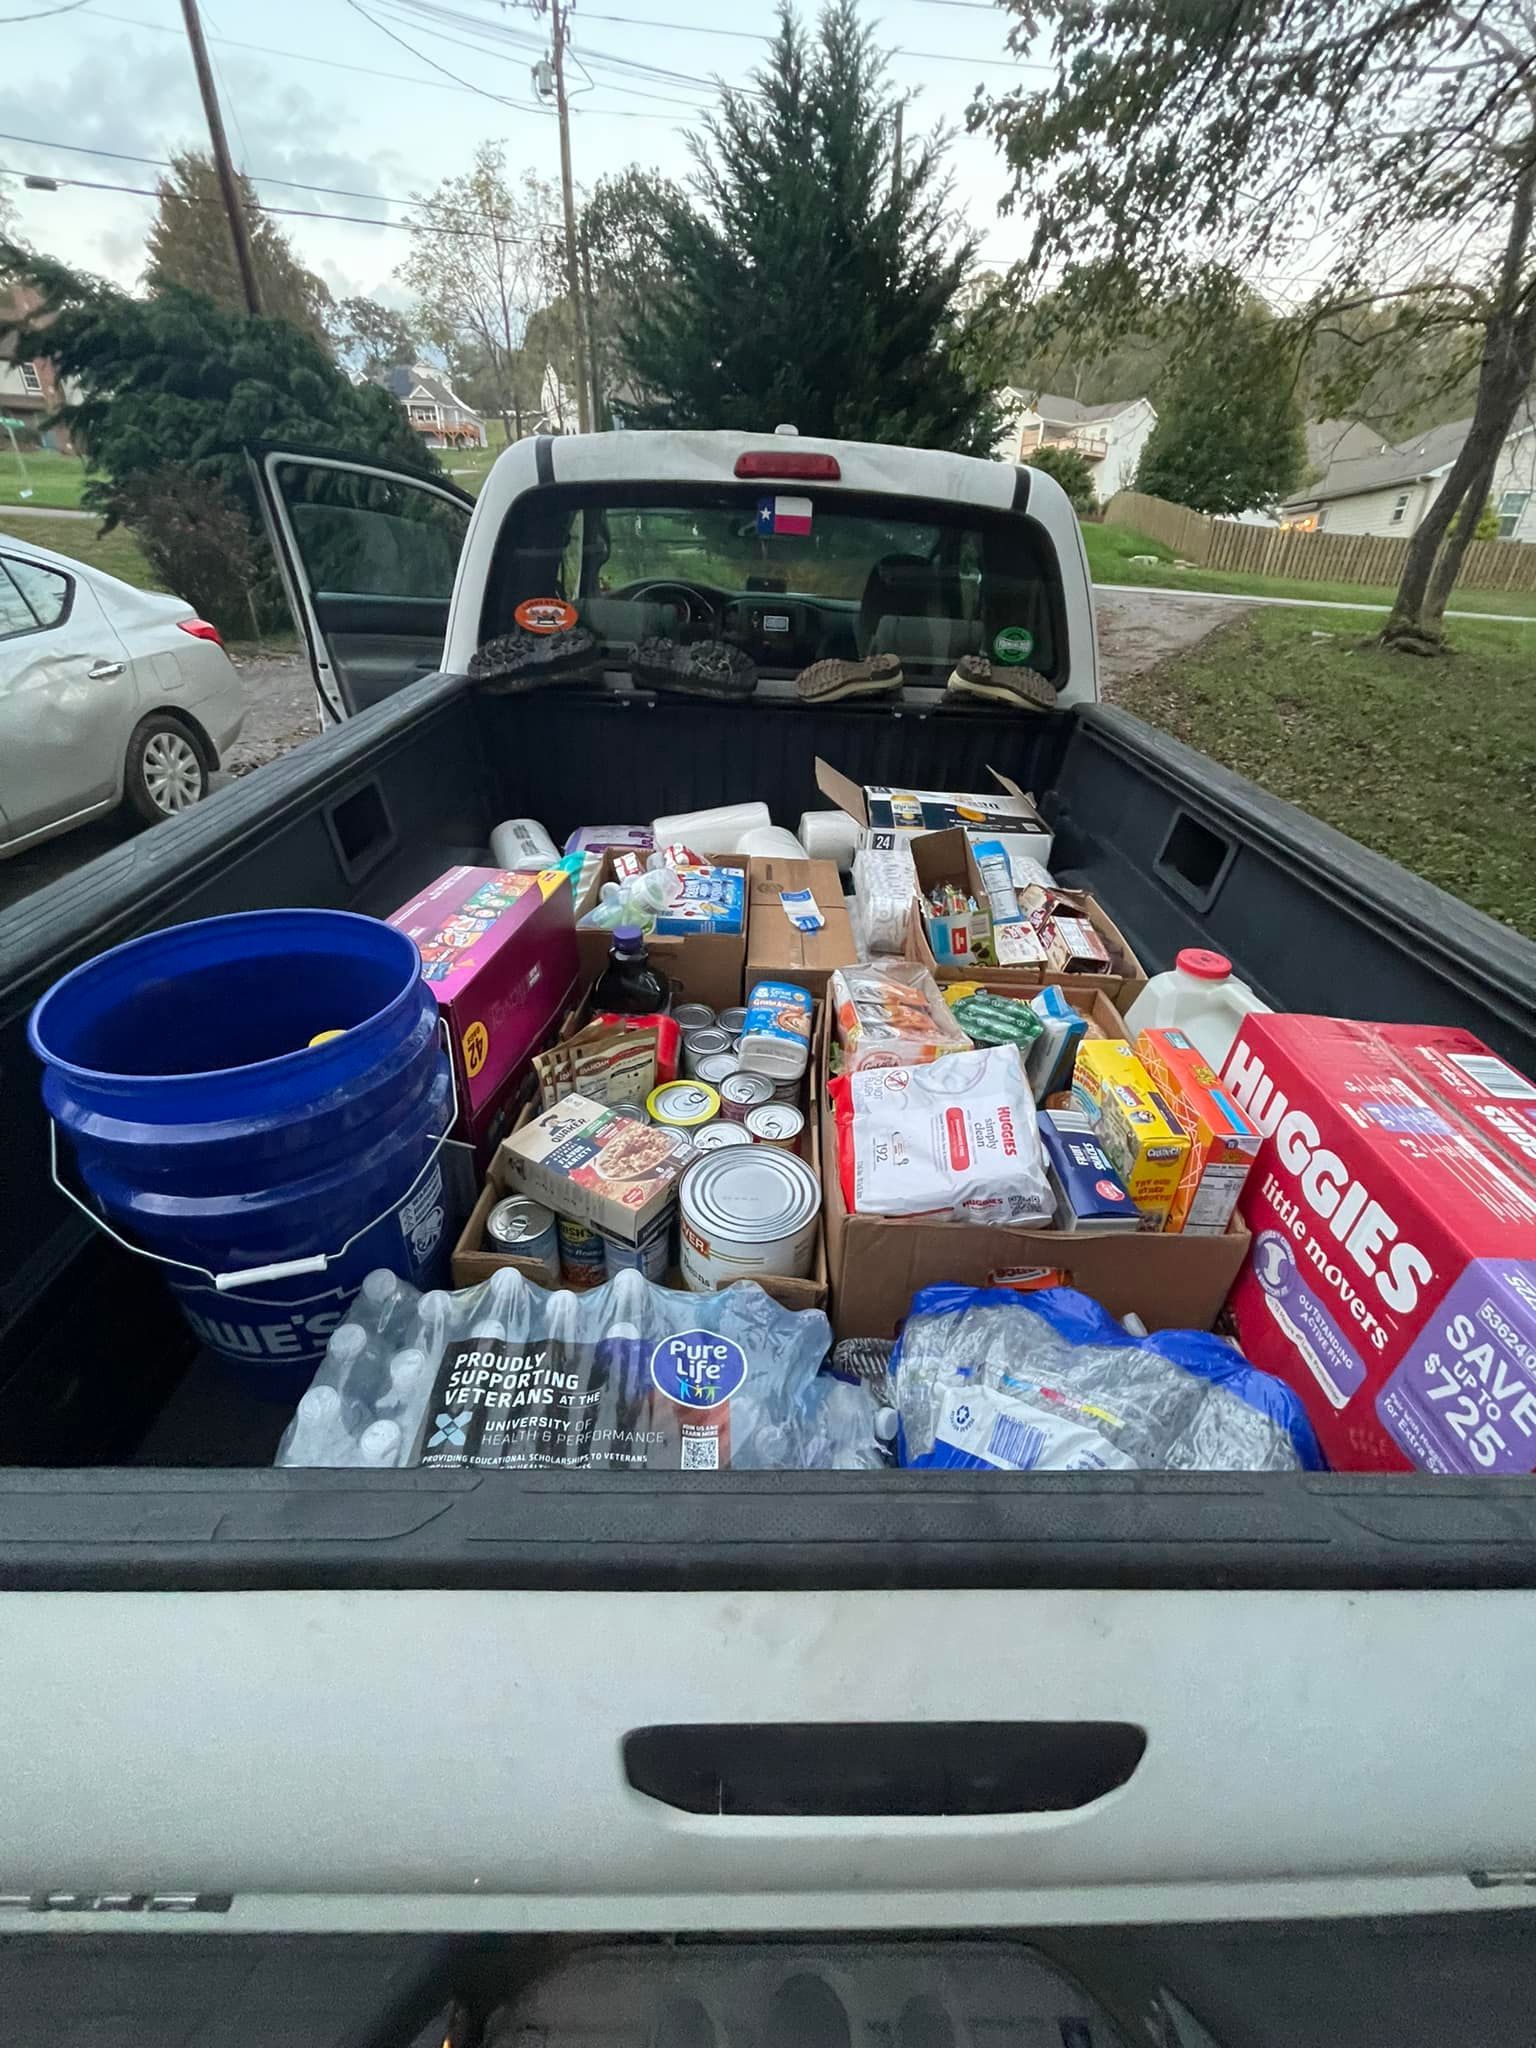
[[0, 530, 250, 858]]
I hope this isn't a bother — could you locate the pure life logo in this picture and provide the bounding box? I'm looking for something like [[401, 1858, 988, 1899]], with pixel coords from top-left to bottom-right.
[[650, 1330, 748, 1409]]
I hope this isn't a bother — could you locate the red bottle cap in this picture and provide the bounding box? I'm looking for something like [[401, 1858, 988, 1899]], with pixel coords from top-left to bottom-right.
[[1176, 948, 1232, 980]]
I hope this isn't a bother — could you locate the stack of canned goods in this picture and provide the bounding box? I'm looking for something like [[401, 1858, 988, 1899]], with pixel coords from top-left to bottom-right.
[[665, 999, 807, 1155]]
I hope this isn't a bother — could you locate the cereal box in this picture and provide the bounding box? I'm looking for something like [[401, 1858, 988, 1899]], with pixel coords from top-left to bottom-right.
[[1071, 1039, 1190, 1230], [1137, 1026, 1261, 1236], [499, 1092, 693, 1243], [1224, 1014, 1536, 1473]]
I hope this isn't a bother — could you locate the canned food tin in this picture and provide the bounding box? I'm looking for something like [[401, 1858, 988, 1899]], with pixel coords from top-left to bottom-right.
[[646, 1079, 721, 1130], [682, 1026, 733, 1076], [485, 1195, 560, 1281], [679, 1148, 821, 1291], [556, 1213, 606, 1290], [694, 1050, 740, 1089], [770, 1076, 802, 1103], [716, 1006, 748, 1037], [745, 1102, 805, 1151], [599, 1204, 673, 1281], [672, 1003, 716, 1034], [719, 1071, 774, 1123], [692, 1121, 753, 1151]]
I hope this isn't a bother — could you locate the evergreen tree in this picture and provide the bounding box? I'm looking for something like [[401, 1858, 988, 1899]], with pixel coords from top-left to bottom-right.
[[1023, 443, 1096, 515], [1138, 296, 1307, 516], [623, 0, 1001, 454], [145, 152, 334, 348]]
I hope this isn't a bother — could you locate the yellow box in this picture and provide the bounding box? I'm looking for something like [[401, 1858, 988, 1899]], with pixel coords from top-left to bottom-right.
[[1070, 1039, 1190, 1230]]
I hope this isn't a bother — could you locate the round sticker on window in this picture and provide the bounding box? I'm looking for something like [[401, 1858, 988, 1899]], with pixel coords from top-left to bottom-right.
[[514, 596, 579, 635], [992, 625, 1035, 665], [650, 1330, 748, 1409]]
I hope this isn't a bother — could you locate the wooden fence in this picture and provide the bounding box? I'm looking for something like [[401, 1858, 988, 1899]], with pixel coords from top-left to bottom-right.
[[1104, 490, 1536, 595]]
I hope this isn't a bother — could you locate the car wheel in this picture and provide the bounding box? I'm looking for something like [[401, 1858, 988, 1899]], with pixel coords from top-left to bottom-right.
[[124, 714, 210, 824]]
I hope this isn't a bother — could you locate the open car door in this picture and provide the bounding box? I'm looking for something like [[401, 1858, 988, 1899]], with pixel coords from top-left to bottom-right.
[[250, 446, 474, 722]]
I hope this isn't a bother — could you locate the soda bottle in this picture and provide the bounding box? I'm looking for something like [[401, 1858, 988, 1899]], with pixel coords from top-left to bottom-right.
[[594, 924, 671, 1015]]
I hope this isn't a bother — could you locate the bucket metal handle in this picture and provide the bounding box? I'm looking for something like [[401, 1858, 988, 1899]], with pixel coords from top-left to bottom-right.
[[47, 1019, 461, 1300]]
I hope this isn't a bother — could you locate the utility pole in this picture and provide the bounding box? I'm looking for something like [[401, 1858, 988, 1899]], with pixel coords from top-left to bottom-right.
[[179, 0, 262, 317], [891, 96, 905, 202], [580, 227, 602, 430], [548, 0, 593, 432]]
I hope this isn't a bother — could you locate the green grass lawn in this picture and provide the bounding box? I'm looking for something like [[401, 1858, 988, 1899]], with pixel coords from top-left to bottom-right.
[[0, 446, 91, 509], [1083, 520, 1536, 619], [0, 509, 161, 588], [1112, 606, 1536, 939]]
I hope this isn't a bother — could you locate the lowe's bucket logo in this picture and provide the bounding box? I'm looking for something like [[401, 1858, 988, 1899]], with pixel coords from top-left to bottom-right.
[[649, 1331, 747, 1409]]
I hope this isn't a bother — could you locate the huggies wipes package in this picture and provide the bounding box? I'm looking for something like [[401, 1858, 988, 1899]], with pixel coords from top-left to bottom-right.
[[831, 1044, 1053, 1224]]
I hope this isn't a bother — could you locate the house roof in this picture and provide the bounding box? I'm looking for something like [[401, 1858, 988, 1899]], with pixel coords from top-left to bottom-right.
[[999, 387, 1144, 425], [1286, 417, 1477, 508], [378, 362, 481, 416], [1304, 417, 1389, 475]]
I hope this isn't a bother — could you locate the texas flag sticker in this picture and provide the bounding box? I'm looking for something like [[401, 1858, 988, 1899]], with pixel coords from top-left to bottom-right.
[[756, 493, 813, 537]]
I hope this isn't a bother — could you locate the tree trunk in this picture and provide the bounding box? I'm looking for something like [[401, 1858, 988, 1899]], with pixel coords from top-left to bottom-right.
[[1384, 146, 1536, 651]]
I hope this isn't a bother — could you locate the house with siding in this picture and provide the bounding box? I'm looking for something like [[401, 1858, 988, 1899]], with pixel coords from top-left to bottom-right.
[[0, 286, 76, 451], [994, 389, 1157, 503], [378, 363, 487, 449], [1283, 411, 1536, 541]]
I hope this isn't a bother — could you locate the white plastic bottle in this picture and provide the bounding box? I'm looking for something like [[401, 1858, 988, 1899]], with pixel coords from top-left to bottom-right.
[[1122, 948, 1270, 1069]]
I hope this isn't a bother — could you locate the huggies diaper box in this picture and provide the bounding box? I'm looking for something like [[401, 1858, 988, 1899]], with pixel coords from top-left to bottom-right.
[[1223, 1014, 1536, 1473]]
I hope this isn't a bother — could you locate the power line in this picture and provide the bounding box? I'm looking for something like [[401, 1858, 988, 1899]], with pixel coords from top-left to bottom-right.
[[343, 0, 547, 110], [0, 0, 92, 17], [575, 5, 1053, 70]]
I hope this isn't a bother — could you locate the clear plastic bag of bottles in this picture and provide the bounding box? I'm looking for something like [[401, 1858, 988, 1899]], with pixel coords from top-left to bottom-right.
[[275, 1267, 885, 1472]]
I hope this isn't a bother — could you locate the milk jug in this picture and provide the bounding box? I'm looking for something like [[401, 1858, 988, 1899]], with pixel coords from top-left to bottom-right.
[[1123, 948, 1269, 1068]]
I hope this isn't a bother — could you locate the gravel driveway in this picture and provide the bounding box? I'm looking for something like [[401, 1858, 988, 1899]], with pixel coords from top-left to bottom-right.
[[1093, 586, 1254, 697]]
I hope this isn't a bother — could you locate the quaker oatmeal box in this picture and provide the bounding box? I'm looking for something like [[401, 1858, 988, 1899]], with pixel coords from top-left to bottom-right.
[[500, 1092, 694, 1244]]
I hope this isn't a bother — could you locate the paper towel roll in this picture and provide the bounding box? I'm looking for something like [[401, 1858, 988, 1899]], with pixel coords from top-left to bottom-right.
[[651, 801, 771, 854], [798, 809, 860, 870], [737, 825, 808, 859]]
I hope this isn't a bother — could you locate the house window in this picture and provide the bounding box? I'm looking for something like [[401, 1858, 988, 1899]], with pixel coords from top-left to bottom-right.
[[1390, 492, 1410, 524], [19, 362, 41, 393], [1497, 490, 1530, 541], [1315, 509, 1327, 529]]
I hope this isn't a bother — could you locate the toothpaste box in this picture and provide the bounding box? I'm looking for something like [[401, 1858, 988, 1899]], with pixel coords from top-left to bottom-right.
[[391, 865, 579, 1167], [1137, 1026, 1262, 1236], [1223, 1014, 1536, 1473], [1071, 1039, 1190, 1230]]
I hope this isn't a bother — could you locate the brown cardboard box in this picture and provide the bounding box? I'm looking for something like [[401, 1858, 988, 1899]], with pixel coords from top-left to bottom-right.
[[906, 870, 1147, 1009], [575, 849, 746, 1012], [453, 1024, 830, 1314], [817, 1004, 1247, 1339], [746, 855, 859, 998]]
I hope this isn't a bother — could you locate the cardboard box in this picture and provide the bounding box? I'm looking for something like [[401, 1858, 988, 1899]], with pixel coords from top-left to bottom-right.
[[390, 865, 579, 1167], [575, 849, 745, 1011], [815, 757, 1054, 868], [1224, 1014, 1536, 1474], [905, 870, 1147, 1009], [501, 1092, 695, 1244], [1137, 1026, 1261, 1237], [817, 1005, 1248, 1340], [746, 855, 858, 998], [1072, 1040, 1191, 1232], [454, 1017, 830, 1314]]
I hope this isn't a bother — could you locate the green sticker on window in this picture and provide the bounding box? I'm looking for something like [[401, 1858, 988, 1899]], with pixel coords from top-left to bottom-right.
[[992, 626, 1035, 666]]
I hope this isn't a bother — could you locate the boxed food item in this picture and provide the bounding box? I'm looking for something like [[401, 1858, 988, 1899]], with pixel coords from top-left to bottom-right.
[[1137, 1026, 1262, 1237], [500, 1092, 693, 1245], [1071, 1039, 1191, 1231], [746, 856, 858, 997], [651, 866, 745, 936], [1038, 1110, 1140, 1231], [574, 849, 746, 1010], [830, 959, 972, 1073], [814, 1006, 1249, 1340], [814, 756, 1054, 867], [903, 846, 1145, 1005], [390, 865, 580, 1167], [1223, 1014, 1536, 1473]]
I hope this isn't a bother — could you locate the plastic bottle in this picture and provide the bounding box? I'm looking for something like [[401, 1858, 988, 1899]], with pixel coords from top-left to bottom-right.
[[1122, 948, 1271, 1070], [594, 925, 672, 1015]]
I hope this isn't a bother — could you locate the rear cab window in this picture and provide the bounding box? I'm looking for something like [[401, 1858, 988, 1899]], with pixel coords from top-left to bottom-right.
[[477, 482, 1063, 689]]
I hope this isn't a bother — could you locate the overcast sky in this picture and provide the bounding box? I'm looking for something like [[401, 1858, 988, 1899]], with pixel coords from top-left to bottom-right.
[[1, 0, 1047, 309]]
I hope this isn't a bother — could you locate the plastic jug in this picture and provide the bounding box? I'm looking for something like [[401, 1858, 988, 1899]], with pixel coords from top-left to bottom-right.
[[1122, 948, 1270, 1068]]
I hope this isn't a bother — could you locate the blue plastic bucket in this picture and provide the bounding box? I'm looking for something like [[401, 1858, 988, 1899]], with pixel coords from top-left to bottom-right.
[[29, 909, 453, 1399]]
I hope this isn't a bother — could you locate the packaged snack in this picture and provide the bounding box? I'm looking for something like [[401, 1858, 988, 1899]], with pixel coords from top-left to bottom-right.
[[594, 1010, 682, 1085], [830, 961, 972, 1073], [652, 866, 745, 936], [949, 991, 1044, 1051], [996, 920, 1049, 968], [1071, 1040, 1190, 1230], [1136, 1026, 1261, 1236], [831, 1044, 1052, 1224], [534, 1019, 661, 1110], [973, 838, 1022, 926], [1044, 912, 1112, 976]]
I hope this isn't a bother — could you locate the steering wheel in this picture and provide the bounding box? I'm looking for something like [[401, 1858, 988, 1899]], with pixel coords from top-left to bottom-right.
[[613, 580, 726, 631]]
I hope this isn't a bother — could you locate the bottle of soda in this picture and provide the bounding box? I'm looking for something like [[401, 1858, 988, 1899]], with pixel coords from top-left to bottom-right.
[[594, 925, 671, 1015]]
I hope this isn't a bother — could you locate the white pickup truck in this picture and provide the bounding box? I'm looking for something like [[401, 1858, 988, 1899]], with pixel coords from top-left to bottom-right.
[[1, 428, 1534, 2044]]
